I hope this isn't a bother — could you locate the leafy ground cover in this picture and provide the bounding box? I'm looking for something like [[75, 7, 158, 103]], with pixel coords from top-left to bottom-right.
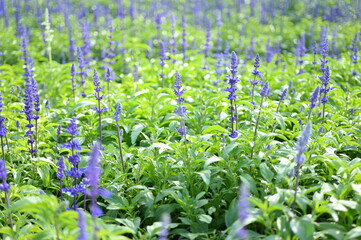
[[0, 0, 361, 239]]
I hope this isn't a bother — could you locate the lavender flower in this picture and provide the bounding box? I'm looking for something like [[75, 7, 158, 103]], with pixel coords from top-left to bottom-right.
[[70, 63, 77, 100], [312, 40, 318, 65], [57, 156, 65, 180], [319, 66, 334, 123], [319, 36, 328, 72], [0, 158, 9, 192], [309, 86, 320, 109], [202, 23, 212, 69], [224, 51, 239, 138], [260, 82, 271, 97], [81, 21, 92, 66], [105, 67, 114, 95], [295, 34, 307, 74], [249, 54, 262, 107], [237, 183, 249, 239], [21, 36, 38, 157], [85, 141, 111, 217], [159, 213, 171, 240], [62, 117, 84, 207], [214, 53, 224, 85], [350, 34, 359, 75], [292, 122, 312, 210], [77, 209, 87, 240], [57, 156, 65, 199], [77, 47, 87, 97], [92, 69, 107, 146], [0, 158, 12, 227], [279, 88, 288, 101], [174, 72, 187, 138]]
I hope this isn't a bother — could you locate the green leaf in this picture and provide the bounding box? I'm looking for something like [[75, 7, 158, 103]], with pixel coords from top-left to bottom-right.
[[198, 214, 212, 224], [202, 125, 227, 134], [260, 163, 274, 182], [346, 227, 361, 239], [204, 156, 222, 168], [196, 170, 211, 186], [290, 216, 315, 240], [150, 142, 173, 153], [131, 124, 144, 145]]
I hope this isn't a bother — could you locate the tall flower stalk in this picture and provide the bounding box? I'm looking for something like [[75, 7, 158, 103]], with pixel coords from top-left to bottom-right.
[[319, 36, 334, 124], [236, 183, 249, 239], [249, 54, 262, 109], [292, 122, 312, 210], [224, 51, 239, 138], [0, 91, 6, 159], [77, 47, 87, 97], [350, 34, 359, 76], [21, 36, 38, 157], [62, 117, 84, 209], [114, 103, 125, 172], [70, 63, 77, 101], [251, 82, 270, 159], [85, 141, 111, 239], [0, 159, 13, 228], [57, 156, 65, 200], [77, 209, 87, 240], [308, 86, 320, 121], [174, 72, 187, 139], [92, 69, 107, 146]]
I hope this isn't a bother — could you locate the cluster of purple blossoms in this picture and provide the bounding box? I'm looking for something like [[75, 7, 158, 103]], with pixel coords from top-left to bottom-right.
[[214, 53, 224, 85], [237, 183, 249, 238], [174, 72, 187, 138], [81, 21, 92, 66], [77, 47, 87, 97], [60, 117, 85, 207], [248, 54, 262, 108], [318, 35, 335, 123], [92, 70, 107, 114], [21, 35, 39, 156], [295, 34, 307, 74], [0, 159, 10, 192], [70, 63, 77, 100], [295, 122, 312, 165], [85, 142, 111, 217], [224, 51, 239, 138], [349, 34, 359, 76]]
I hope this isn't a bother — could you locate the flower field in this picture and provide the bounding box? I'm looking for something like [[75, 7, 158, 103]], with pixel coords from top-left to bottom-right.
[[0, 0, 361, 239]]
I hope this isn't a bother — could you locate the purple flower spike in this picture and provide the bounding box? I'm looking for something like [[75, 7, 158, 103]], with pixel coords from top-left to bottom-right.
[[295, 122, 312, 165], [0, 159, 10, 192], [224, 51, 239, 138], [309, 86, 320, 109], [77, 209, 87, 240], [174, 72, 187, 138], [85, 141, 111, 217], [237, 183, 249, 239], [260, 82, 271, 97]]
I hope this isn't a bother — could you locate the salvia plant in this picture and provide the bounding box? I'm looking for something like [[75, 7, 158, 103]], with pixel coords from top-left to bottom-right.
[[292, 122, 312, 210], [224, 51, 239, 138]]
